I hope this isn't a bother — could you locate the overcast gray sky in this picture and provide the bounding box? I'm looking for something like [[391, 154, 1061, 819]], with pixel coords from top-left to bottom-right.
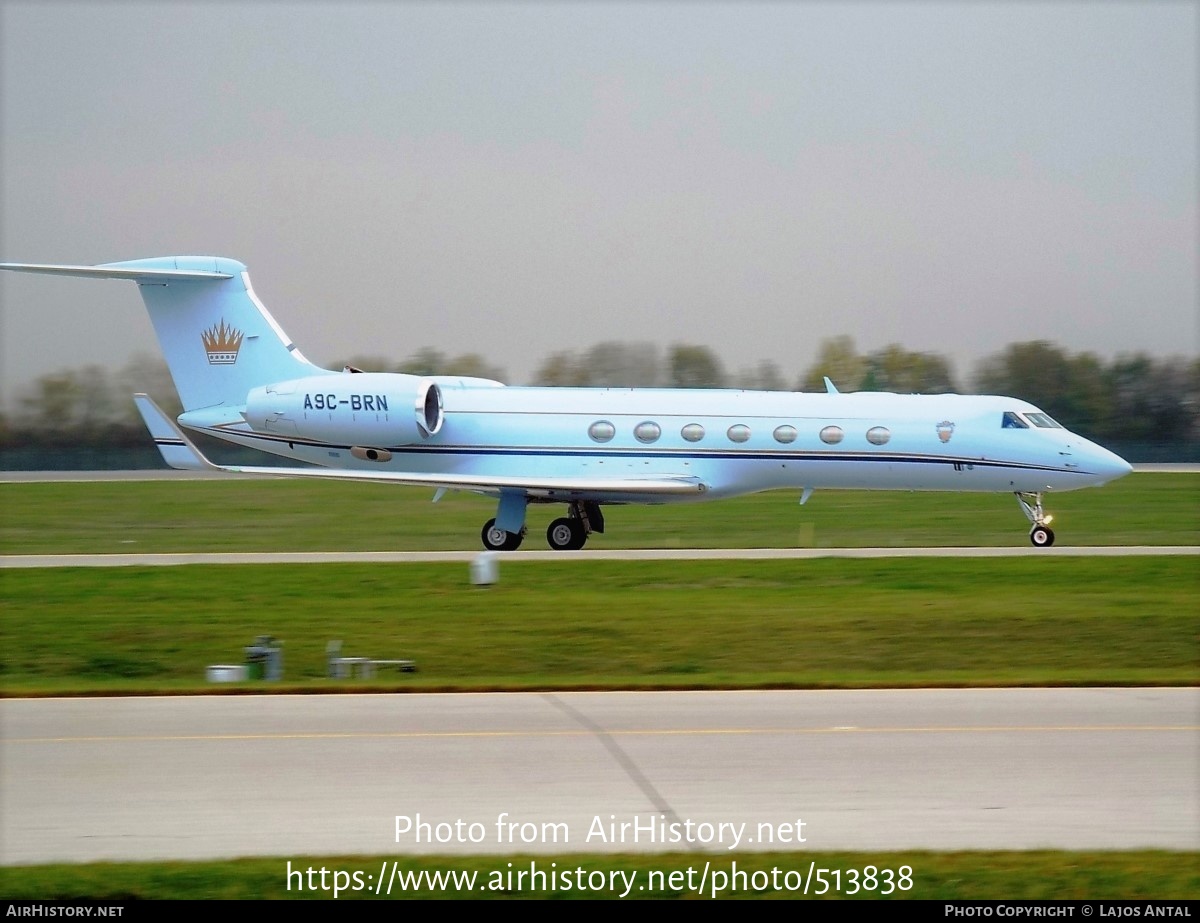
[[2, 1, 1196, 404]]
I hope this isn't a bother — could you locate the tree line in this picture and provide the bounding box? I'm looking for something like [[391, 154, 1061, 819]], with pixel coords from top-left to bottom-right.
[[3, 338, 1196, 459]]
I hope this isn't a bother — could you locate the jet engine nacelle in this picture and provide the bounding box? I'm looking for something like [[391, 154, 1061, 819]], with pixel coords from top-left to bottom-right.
[[245, 373, 443, 445]]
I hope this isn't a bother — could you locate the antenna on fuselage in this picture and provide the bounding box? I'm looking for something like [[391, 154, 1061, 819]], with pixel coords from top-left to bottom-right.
[[823, 376, 839, 394]]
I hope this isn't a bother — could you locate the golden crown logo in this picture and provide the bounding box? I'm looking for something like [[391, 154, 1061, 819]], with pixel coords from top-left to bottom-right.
[[202, 319, 244, 365]]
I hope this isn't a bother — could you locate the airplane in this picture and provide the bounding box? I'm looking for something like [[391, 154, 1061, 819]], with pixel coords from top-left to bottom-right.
[[0, 256, 1133, 550]]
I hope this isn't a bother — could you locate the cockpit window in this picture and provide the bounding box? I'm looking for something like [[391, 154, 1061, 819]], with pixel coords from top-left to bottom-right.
[[1025, 412, 1062, 429], [1002, 412, 1029, 429]]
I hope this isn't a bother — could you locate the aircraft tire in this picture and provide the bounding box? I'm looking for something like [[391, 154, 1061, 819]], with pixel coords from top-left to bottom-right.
[[482, 519, 523, 551], [547, 517, 586, 551], [1029, 525, 1055, 548]]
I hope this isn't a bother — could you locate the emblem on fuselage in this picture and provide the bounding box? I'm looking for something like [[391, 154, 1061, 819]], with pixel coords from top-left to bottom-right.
[[936, 421, 955, 443], [202, 319, 244, 365]]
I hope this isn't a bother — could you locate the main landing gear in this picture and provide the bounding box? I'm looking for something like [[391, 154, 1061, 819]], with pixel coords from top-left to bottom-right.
[[546, 516, 587, 551], [481, 519, 524, 551], [480, 501, 604, 551], [1015, 491, 1055, 547]]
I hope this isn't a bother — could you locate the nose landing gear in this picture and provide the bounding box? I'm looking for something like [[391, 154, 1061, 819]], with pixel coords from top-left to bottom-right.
[[1015, 492, 1055, 547]]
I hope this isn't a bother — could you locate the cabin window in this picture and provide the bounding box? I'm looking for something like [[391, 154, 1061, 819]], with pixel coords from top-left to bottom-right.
[[634, 421, 661, 443], [1002, 412, 1029, 429], [866, 426, 891, 446], [727, 424, 751, 443], [681, 423, 705, 442], [773, 425, 797, 444], [1025, 412, 1063, 429], [819, 425, 844, 445], [588, 420, 615, 443]]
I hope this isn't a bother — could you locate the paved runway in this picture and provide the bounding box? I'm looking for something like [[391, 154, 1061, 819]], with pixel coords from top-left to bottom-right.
[[3, 688, 1196, 863], [2, 545, 1196, 568]]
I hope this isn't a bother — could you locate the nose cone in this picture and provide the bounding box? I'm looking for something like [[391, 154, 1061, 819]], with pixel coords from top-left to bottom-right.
[[1083, 442, 1134, 484]]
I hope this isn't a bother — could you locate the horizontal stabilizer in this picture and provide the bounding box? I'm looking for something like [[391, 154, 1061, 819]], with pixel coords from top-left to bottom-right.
[[0, 261, 233, 282]]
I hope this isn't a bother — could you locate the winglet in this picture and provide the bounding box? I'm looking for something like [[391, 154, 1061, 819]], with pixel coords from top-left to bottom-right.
[[133, 394, 219, 471], [823, 376, 839, 394]]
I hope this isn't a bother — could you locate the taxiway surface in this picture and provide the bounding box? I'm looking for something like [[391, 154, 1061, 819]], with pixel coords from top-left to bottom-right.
[[3, 688, 1196, 863]]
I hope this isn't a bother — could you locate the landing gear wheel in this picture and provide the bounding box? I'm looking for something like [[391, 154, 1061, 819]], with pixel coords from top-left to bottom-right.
[[481, 518, 523, 551], [1029, 525, 1055, 548], [1016, 492, 1056, 548], [546, 517, 587, 551]]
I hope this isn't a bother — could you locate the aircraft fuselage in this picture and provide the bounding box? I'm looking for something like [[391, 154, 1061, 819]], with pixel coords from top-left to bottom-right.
[[181, 373, 1131, 503]]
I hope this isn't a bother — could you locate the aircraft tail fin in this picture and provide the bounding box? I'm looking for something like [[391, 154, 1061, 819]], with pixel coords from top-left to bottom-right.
[[1, 257, 330, 411]]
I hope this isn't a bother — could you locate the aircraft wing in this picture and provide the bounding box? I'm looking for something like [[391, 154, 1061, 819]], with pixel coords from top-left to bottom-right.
[[133, 394, 708, 499]]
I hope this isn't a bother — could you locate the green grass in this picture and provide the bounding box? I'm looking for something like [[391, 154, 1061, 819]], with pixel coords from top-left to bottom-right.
[[2, 851, 1196, 899], [3, 558, 1195, 694], [1, 472, 1196, 553]]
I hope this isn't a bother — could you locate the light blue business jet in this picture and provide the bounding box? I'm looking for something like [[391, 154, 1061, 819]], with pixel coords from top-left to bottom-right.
[[1, 257, 1132, 550]]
